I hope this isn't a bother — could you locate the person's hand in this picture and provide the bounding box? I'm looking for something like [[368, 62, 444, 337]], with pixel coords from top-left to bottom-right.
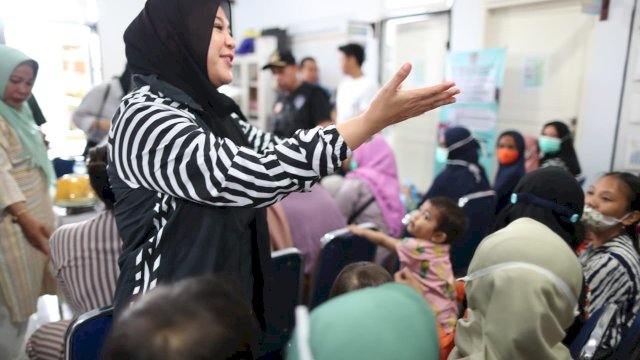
[[395, 267, 425, 295], [16, 213, 51, 256], [365, 63, 459, 132]]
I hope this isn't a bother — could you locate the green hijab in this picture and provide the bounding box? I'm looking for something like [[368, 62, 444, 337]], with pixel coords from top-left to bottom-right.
[[0, 45, 55, 186], [287, 283, 440, 360]]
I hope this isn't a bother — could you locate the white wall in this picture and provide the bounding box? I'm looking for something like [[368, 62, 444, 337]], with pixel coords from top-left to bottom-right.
[[95, 0, 145, 79], [577, 0, 635, 183]]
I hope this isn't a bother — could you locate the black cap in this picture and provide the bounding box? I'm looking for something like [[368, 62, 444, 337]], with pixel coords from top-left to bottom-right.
[[262, 50, 296, 70]]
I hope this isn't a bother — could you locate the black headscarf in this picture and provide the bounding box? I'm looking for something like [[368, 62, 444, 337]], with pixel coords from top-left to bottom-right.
[[494, 130, 526, 213], [492, 166, 585, 248], [123, 0, 245, 143], [540, 121, 582, 177]]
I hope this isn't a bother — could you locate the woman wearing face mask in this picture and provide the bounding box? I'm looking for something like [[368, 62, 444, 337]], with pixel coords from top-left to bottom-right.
[[539, 121, 583, 182], [420, 126, 495, 275], [579, 172, 640, 358], [109, 0, 459, 350], [493, 130, 525, 214]]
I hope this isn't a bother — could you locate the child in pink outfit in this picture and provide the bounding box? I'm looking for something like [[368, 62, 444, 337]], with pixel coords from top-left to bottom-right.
[[349, 196, 467, 333]]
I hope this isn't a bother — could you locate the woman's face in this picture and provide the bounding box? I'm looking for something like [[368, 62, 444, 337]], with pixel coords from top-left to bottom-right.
[[207, 7, 236, 88], [497, 134, 517, 151], [585, 175, 633, 220], [3, 63, 35, 109], [542, 125, 559, 139]]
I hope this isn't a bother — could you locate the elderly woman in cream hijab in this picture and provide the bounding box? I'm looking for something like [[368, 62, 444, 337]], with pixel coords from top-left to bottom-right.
[[450, 167, 585, 359]]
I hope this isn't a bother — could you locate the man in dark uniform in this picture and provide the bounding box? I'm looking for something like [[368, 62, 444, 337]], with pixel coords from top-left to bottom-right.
[[263, 50, 331, 138]]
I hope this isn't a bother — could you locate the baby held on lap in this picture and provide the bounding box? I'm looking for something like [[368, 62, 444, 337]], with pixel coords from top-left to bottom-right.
[[348, 196, 468, 334]]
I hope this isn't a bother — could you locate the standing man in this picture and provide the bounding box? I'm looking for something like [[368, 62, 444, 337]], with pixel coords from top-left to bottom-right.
[[335, 43, 379, 125], [263, 50, 331, 138], [299, 56, 333, 103]]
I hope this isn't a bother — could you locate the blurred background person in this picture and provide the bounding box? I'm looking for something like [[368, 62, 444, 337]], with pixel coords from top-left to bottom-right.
[[0, 44, 56, 360]]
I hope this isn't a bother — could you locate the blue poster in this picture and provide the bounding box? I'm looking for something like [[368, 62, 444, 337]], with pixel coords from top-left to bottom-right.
[[434, 48, 506, 178]]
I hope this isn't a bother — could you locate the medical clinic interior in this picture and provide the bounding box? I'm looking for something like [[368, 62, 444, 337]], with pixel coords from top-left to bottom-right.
[[1, 0, 640, 359]]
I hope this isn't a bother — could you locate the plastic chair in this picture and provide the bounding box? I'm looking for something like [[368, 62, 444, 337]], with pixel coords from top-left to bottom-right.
[[64, 306, 113, 360], [577, 303, 618, 360], [269, 248, 304, 349], [308, 222, 378, 309], [612, 310, 640, 359]]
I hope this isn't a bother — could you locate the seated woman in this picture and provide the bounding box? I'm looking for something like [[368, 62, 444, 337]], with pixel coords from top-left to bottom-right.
[[579, 172, 640, 358], [451, 167, 585, 360], [27, 145, 120, 360], [421, 126, 495, 275], [538, 121, 583, 183], [280, 184, 346, 275], [493, 130, 525, 214], [335, 134, 404, 237]]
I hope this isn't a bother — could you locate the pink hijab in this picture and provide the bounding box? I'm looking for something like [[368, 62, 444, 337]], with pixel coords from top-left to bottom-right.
[[347, 135, 404, 236], [524, 135, 540, 173]]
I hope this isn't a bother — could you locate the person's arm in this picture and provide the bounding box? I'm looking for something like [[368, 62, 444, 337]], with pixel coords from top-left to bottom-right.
[[72, 83, 110, 133], [111, 63, 456, 208], [0, 126, 50, 255], [347, 224, 399, 251], [235, 116, 285, 154]]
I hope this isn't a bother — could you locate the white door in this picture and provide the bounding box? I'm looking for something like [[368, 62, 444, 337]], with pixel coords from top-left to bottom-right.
[[381, 13, 450, 191], [485, 0, 596, 142]]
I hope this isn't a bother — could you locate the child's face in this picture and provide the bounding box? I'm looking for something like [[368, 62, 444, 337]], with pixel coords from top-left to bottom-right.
[[406, 201, 446, 243]]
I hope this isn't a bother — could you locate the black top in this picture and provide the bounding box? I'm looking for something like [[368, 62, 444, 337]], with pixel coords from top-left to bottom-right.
[[270, 82, 331, 138]]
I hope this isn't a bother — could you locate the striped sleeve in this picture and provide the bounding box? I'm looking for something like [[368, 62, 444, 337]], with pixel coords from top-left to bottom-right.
[[0, 119, 26, 209], [109, 89, 351, 208], [235, 116, 284, 154]]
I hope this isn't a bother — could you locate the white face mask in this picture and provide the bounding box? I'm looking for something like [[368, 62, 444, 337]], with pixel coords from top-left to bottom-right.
[[581, 205, 629, 231]]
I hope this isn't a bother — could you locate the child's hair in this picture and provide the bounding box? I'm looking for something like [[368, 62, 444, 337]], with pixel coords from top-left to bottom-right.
[[428, 196, 469, 243], [103, 275, 259, 360], [603, 172, 640, 245], [87, 144, 116, 209], [329, 262, 393, 298]]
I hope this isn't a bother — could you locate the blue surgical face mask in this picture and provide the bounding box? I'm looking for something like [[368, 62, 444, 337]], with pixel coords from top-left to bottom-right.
[[436, 147, 448, 163], [538, 136, 562, 154]]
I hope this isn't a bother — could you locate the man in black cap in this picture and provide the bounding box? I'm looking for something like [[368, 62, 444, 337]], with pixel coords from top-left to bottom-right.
[[263, 50, 331, 138]]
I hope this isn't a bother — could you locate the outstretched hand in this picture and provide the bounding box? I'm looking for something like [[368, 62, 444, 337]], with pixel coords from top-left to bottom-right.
[[336, 63, 459, 150], [366, 63, 459, 130]]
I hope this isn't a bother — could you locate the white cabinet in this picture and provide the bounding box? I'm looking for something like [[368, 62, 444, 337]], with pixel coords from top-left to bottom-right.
[[220, 36, 277, 131]]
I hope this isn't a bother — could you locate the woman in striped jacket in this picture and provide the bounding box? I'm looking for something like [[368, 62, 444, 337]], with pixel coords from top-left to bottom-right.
[[579, 172, 640, 358], [110, 0, 458, 351]]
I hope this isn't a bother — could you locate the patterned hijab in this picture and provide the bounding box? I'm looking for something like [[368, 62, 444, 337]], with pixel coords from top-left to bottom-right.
[[0, 45, 56, 186]]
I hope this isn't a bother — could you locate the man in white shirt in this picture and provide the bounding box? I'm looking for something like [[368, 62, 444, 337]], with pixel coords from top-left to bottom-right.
[[335, 43, 379, 125]]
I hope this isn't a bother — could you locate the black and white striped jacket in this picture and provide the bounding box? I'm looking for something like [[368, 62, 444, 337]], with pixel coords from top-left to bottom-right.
[[107, 75, 350, 311]]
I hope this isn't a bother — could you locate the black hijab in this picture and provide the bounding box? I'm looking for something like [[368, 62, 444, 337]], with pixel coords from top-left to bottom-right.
[[494, 130, 526, 213], [123, 0, 245, 143], [492, 167, 585, 248], [540, 121, 582, 177]]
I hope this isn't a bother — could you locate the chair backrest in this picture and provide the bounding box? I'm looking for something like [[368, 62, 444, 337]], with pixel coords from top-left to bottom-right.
[[569, 305, 605, 359], [269, 248, 304, 349], [613, 310, 640, 359], [308, 222, 378, 309], [64, 306, 113, 360], [452, 192, 496, 274], [578, 303, 618, 360]]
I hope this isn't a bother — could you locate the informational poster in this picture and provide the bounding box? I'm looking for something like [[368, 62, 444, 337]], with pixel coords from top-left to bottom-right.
[[523, 56, 546, 89], [435, 48, 506, 177], [625, 136, 640, 170]]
